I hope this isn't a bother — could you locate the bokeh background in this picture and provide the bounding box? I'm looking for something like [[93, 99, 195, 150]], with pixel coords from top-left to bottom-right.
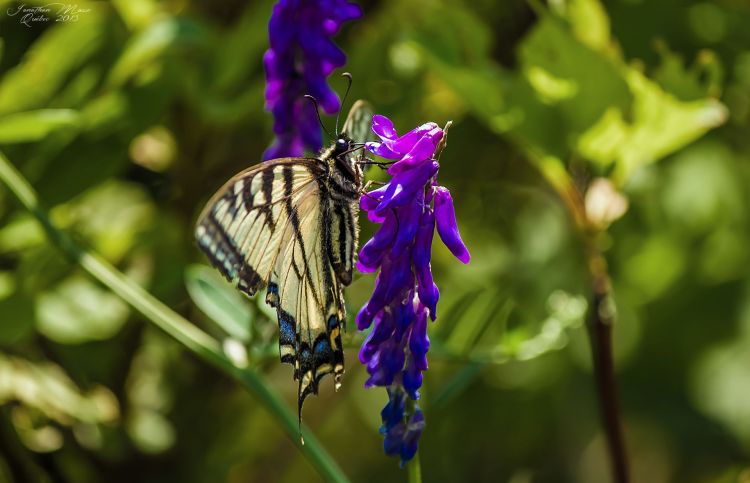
[[1, 0, 749, 481]]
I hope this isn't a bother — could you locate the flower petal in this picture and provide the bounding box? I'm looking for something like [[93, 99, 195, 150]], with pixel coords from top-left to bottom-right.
[[383, 122, 439, 155], [399, 408, 425, 466], [372, 114, 398, 140], [391, 198, 423, 254], [358, 214, 398, 272], [374, 161, 439, 214], [365, 141, 400, 159], [434, 186, 470, 264], [387, 127, 443, 175]]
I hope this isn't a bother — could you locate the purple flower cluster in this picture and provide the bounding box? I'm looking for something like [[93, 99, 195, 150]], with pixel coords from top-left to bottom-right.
[[357, 115, 470, 466], [262, 0, 362, 160]]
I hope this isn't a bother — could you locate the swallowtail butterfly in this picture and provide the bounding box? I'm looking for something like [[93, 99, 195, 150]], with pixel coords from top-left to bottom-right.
[[195, 100, 373, 419]]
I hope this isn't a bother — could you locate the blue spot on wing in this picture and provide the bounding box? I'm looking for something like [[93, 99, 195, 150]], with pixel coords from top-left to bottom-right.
[[314, 338, 331, 356], [279, 313, 295, 345]]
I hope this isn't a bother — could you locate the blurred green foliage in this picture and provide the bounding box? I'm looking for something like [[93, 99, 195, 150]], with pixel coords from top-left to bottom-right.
[[1, 0, 750, 482]]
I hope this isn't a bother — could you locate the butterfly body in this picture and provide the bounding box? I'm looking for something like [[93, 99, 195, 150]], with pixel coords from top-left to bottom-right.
[[195, 101, 372, 416]]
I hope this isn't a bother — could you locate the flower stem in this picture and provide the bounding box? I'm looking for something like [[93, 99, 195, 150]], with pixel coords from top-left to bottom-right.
[[535, 162, 629, 483], [0, 151, 350, 483], [584, 242, 629, 483], [407, 450, 422, 483]]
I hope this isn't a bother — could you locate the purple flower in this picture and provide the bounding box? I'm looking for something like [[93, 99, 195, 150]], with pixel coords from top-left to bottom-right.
[[358, 115, 470, 466], [263, 0, 362, 160]]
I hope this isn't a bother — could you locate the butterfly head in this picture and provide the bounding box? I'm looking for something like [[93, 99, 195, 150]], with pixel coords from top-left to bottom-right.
[[331, 134, 362, 182], [334, 136, 351, 155]]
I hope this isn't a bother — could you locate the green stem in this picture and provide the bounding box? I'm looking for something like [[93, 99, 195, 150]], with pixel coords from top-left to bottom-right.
[[0, 151, 349, 483], [407, 450, 422, 483]]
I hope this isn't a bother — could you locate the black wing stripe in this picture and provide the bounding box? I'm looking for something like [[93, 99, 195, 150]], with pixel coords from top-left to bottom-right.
[[284, 165, 322, 309], [241, 175, 255, 211], [260, 167, 276, 231], [196, 213, 243, 282]]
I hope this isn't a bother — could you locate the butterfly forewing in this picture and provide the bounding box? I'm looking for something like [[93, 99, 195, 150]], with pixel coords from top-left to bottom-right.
[[195, 100, 372, 419], [195, 159, 321, 297]]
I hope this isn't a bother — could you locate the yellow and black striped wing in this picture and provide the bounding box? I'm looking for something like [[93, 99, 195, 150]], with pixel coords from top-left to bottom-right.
[[195, 158, 346, 414]]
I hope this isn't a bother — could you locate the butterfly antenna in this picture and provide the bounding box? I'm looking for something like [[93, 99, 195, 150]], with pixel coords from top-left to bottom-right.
[[335, 72, 353, 135], [304, 95, 335, 139]]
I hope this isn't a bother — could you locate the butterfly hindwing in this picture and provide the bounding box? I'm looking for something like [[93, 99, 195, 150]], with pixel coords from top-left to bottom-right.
[[268, 184, 345, 406], [341, 99, 375, 149]]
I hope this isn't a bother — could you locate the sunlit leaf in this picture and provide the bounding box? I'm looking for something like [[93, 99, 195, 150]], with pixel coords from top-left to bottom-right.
[[36, 274, 130, 343], [111, 0, 162, 31], [50, 181, 155, 262], [517, 17, 631, 138], [0, 109, 80, 143], [611, 69, 728, 183], [0, 213, 46, 252], [127, 409, 176, 454], [566, 0, 612, 54], [0, 353, 119, 425], [652, 42, 724, 100], [0, 9, 106, 115], [107, 17, 208, 88]]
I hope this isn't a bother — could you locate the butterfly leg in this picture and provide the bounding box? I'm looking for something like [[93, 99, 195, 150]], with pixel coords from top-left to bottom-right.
[[361, 179, 386, 192], [358, 158, 394, 170]]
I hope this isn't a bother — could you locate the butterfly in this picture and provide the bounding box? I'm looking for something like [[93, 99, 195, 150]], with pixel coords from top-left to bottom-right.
[[195, 99, 373, 419]]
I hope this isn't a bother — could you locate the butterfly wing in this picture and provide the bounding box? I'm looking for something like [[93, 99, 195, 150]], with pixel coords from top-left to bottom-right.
[[266, 184, 346, 409], [195, 158, 345, 415], [195, 158, 320, 296], [342, 99, 375, 148]]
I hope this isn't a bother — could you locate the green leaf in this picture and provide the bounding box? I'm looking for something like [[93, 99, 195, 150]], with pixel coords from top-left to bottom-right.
[[418, 5, 728, 185], [107, 17, 208, 88], [50, 180, 155, 263], [0, 109, 80, 143], [0, 10, 106, 115], [0, 289, 35, 345], [36, 274, 130, 344], [185, 264, 252, 342], [651, 42, 724, 101], [0, 353, 119, 425], [516, 17, 632, 139], [611, 69, 728, 183], [127, 409, 176, 454], [111, 0, 162, 31], [565, 0, 612, 54]]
